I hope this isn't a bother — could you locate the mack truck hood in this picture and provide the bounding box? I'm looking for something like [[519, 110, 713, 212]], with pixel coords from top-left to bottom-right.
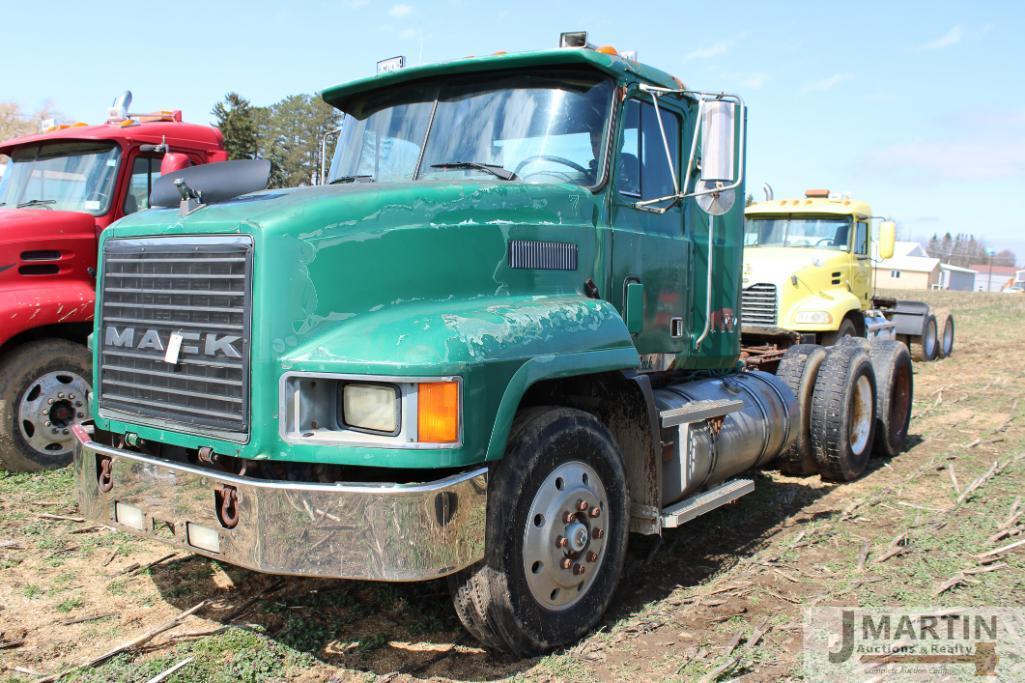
[[742, 246, 849, 289], [104, 178, 609, 365]]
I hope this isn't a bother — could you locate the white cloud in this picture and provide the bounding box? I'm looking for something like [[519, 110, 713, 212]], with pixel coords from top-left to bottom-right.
[[863, 107, 1025, 183], [801, 73, 852, 93], [920, 25, 963, 50], [389, 3, 414, 18], [685, 42, 729, 62], [741, 72, 768, 90]]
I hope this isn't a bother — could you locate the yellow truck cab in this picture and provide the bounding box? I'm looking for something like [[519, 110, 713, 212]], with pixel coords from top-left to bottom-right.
[[741, 189, 952, 363]]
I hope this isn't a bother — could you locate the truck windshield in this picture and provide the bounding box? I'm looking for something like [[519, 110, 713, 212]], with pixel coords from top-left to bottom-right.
[[744, 217, 852, 251], [0, 142, 121, 215], [328, 70, 614, 186]]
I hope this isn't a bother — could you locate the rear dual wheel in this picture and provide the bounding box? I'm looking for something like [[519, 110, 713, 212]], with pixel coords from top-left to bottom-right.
[[449, 407, 628, 656], [810, 344, 877, 482], [914, 314, 939, 361], [775, 344, 828, 476]]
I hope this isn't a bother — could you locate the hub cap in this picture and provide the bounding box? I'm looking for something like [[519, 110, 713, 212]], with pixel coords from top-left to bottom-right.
[[849, 375, 873, 455], [17, 371, 91, 456], [522, 461, 607, 611]]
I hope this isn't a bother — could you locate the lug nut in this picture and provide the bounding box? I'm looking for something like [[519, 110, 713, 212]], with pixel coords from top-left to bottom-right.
[[555, 536, 568, 549], [51, 428, 58, 434], [573, 563, 585, 575], [62, 429, 69, 435], [562, 511, 575, 524], [587, 551, 598, 562], [75, 401, 82, 407], [593, 528, 605, 539], [560, 558, 573, 570], [77, 412, 84, 418], [69, 394, 75, 400], [44, 421, 51, 427], [58, 393, 65, 399], [577, 499, 589, 512], [590, 506, 601, 518], [48, 399, 54, 405]]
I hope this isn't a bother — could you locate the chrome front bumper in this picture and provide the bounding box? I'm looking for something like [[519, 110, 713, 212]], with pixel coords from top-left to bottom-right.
[[71, 423, 487, 582]]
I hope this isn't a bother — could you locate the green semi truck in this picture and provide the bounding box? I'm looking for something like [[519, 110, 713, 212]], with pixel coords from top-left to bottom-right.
[[71, 34, 912, 654]]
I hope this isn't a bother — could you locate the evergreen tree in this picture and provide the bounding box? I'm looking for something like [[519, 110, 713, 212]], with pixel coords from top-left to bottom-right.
[[211, 93, 261, 160]]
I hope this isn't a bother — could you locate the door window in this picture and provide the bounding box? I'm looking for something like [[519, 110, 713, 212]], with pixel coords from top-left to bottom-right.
[[617, 99, 680, 200], [855, 221, 869, 255], [123, 156, 162, 214]]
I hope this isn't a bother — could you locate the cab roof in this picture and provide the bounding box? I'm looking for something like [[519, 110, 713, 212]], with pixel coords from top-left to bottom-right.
[[0, 118, 223, 156], [321, 48, 685, 110], [746, 196, 874, 219]]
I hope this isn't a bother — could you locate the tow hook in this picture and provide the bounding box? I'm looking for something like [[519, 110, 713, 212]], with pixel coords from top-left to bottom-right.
[[96, 455, 114, 493], [215, 484, 240, 529]]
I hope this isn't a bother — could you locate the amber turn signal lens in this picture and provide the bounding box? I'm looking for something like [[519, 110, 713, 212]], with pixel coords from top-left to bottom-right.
[[418, 381, 459, 443]]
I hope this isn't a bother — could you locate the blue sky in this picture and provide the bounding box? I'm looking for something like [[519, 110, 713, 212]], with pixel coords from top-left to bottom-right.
[[6, 0, 1023, 260]]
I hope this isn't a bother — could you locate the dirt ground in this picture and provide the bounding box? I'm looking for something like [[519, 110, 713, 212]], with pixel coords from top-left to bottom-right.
[[1, 289, 1024, 682]]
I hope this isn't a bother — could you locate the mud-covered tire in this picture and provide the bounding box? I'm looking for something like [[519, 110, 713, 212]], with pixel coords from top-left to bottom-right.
[[775, 344, 827, 476], [448, 407, 629, 656], [0, 339, 91, 472], [914, 314, 939, 361], [938, 314, 955, 358], [810, 344, 877, 482], [820, 316, 859, 347], [868, 340, 914, 458]]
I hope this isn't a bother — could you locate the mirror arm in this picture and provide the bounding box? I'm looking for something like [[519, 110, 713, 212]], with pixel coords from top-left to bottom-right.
[[647, 91, 680, 195]]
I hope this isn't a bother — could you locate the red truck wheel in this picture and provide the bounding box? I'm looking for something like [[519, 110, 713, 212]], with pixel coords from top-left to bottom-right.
[[0, 339, 91, 472], [448, 406, 628, 656]]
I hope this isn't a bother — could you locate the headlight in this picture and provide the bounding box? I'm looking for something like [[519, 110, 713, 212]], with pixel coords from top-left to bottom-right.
[[342, 383, 400, 434], [795, 311, 833, 324]]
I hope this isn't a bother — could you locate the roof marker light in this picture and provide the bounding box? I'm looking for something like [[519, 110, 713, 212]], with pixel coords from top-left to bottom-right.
[[804, 188, 830, 198]]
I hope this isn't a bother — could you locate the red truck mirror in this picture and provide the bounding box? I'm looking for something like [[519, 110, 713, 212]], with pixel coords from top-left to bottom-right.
[[160, 153, 192, 175]]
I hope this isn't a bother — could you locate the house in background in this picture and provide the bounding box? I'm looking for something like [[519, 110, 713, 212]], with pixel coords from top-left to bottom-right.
[[939, 263, 977, 291], [1016, 269, 1025, 290], [873, 241, 940, 290], [969, 263, 1019, 292]]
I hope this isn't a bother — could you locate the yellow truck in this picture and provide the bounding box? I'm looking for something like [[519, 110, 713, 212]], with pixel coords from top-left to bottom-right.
[[740, 189, 954, 364]]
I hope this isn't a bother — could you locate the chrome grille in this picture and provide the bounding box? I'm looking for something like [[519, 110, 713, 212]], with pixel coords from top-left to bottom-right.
[[741, 283, 777, 327], [97, 236, 253, 437]]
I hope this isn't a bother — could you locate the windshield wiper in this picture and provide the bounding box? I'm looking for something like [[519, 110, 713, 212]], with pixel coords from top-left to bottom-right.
[[430, 162, 516, 181], [17, 199, 56, 209], [329, 175, 374, 184]]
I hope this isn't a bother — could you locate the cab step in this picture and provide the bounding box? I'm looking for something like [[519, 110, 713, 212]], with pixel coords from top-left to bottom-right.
[[660, 478, 754, 529], [659, 398, 743, 427]]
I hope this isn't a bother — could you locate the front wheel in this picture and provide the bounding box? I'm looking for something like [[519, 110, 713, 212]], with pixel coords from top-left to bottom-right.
[[448, 407, 629, 656], [0, 339, 92, 471], [820, 316, 859, 346]]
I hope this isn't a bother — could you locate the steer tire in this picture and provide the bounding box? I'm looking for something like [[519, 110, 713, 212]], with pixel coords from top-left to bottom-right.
[[810, 344, 877, 482], [448, 407, 629, 656], [913, 314, 939, 361], [820, 316, 859, 347], [938, 314, 955, 359], [868, 340, 914, 458], [0, 339, 92, 472], [774, 344, 827, 476]]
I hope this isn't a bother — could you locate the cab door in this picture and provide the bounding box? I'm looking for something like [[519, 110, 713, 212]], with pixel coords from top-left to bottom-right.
[[607, 95, 688, 361], [851, 217, 872, 305]]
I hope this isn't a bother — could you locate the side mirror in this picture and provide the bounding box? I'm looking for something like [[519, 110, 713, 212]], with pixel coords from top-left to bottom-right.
[[879, 221, 896, 260], [700, 101, 737, 183], [160, 153, 192, 175]]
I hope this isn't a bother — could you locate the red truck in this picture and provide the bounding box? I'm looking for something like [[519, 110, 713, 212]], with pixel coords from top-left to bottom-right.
[[0, 93, 226, 471]]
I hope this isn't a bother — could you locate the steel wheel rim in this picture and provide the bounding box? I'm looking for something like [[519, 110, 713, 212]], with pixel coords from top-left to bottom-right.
[[17, 371, 90, 456], [849, 375, 873, 455], [923, 320, 937, 357], [942, 320, 954, 356], [522, 460, 608, 611]]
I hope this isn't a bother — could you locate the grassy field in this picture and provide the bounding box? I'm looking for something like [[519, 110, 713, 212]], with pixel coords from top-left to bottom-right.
[[1, 289, 1024, 682]]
